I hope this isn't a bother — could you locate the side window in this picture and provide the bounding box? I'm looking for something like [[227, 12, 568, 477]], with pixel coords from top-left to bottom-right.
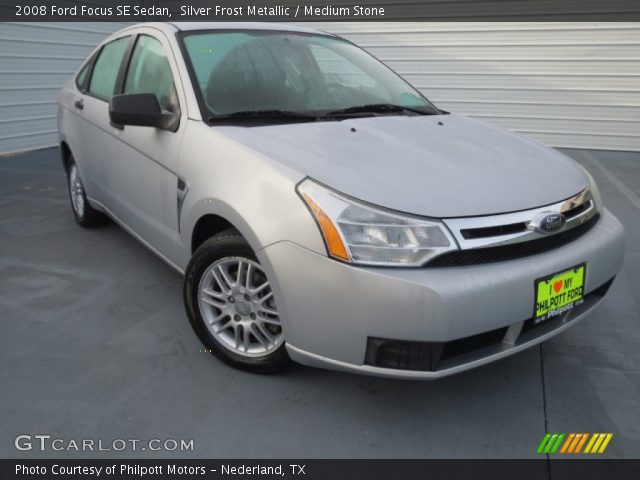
[[124, 35, 179, 114], [88, 36, 130, 100], [76, 60, 91, 91]]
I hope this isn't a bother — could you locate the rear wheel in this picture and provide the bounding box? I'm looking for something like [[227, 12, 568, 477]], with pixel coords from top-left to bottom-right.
[[184, 229, 289, 372], [67, 157, 107, 227]]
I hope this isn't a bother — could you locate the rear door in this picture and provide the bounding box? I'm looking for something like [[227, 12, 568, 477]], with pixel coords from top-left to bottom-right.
[[76, 34, 133, 203], [59, 57, 94, 191]]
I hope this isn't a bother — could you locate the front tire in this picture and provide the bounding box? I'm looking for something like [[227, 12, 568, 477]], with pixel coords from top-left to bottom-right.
[[184, 229, 289, 373], [67, 157, 107, 227]]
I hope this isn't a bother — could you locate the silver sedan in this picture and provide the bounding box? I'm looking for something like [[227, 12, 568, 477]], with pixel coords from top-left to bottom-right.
[[57, 22, 625, 378]]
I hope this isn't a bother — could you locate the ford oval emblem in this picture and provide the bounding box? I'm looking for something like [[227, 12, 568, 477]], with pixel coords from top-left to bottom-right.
[[528, 212, 566, 234]]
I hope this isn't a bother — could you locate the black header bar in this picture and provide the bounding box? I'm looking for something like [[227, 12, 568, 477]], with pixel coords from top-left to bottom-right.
[[3, 0, 640, 22]]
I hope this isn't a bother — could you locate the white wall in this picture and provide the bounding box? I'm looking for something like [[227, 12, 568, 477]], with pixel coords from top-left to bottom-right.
[[0, 22, 130, 154], [1, 22, 639, 154], [312, 22, 640, 152]]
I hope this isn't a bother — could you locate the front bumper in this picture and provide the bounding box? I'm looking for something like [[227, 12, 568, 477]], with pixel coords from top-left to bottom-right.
[[257, 208, 625, 379]]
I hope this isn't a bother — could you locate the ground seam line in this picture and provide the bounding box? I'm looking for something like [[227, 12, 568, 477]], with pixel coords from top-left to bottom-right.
[[540, 344, 552, 479]]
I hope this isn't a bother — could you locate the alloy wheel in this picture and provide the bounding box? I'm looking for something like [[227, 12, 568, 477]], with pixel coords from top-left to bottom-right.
[[197, 257, 283, 358], [69, 164, 85, 218]]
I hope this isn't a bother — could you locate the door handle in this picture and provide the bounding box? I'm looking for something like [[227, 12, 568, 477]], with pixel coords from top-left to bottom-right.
[[74, 99, 84, 110]]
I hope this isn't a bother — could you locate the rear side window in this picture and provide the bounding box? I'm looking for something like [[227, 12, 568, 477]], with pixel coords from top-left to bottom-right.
[[124, 35, 179, 114], [88, 36, 130, 100]]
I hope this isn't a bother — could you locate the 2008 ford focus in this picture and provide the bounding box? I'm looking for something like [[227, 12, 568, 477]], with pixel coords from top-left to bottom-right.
[[57, 22, 625, 378]]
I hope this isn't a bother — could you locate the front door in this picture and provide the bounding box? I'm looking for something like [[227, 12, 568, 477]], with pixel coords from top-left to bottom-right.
[[107, 30, 187, 264]]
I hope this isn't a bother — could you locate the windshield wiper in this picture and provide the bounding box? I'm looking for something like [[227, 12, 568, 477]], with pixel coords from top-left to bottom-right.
[[208, 105, 439, 124], [208, 109, 319, 123], [325, 103, 436, 117]]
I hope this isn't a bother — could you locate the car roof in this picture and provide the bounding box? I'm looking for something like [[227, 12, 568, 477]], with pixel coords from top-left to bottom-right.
[[170, 22, 329, 34], [119, 22, 332, 36]]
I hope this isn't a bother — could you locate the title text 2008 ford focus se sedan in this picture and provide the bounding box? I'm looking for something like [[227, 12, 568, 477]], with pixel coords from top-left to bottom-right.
[[57, 22, 625, 378]]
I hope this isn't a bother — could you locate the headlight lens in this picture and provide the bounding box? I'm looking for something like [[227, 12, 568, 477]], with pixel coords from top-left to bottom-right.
[[298, 179, 458, 266], [586, 170, 603, 212]]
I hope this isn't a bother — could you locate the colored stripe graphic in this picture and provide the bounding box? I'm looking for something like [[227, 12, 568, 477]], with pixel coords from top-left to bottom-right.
[[537, 434, 552, 454], [592, 434, 606, 452], [545, 434, 559, 454], [585, 433, 614, 454], [568, 433, 587, 453], [574, 433, 589, 453], [584, 434, 598, 453], [568, 434, 581, 453], [537, 433, 565, 454], [560, 433, 576, 453], [549, 434, 565, 453], [598, 434, 613, 453], [539, 433, 613, 454], [560, 433, 575, 453]]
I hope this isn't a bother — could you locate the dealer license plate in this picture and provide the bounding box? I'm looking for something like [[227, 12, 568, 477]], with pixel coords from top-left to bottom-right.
[[534, 264, 586, 324]]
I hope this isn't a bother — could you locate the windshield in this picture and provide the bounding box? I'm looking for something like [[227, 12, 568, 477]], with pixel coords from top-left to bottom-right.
[[180, 30, 439, 119]]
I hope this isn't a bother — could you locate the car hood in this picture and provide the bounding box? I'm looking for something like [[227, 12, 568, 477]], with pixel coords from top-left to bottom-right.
[[217, 114, 589, 218]]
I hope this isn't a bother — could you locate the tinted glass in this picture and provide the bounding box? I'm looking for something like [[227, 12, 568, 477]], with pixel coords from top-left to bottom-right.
[[182, 31, 437, 116], [76, 61, 90, 90], [88, 36, 130, 100], [124, 35, 178, 113]]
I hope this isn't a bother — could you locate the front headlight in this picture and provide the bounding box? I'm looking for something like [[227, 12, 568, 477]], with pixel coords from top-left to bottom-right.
[[297, 179, 458, 266], [583, 168, 603, 212]]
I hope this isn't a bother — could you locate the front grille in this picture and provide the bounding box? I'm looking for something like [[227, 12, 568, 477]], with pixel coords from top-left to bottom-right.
[[461, 221, 526, 239], [429, 214, 599, 267], [458, 200, 594, 241], [564, 200, 592, 219]]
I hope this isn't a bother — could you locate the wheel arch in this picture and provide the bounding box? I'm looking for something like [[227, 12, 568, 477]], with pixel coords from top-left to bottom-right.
[[186, 200, 265, 257], [60, 141, 72, 174], [191, 214, 236, 253]]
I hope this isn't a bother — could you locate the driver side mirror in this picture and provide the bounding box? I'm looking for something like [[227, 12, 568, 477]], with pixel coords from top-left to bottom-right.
[[109, 93, 179, 132]]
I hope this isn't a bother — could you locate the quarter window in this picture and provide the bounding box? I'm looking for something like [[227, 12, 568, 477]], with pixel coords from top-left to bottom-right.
[[88, 36, 130, 100], [124, 35, 179, 114]]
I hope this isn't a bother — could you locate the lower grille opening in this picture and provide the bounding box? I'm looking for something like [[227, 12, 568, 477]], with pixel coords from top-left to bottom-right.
[[365, 327, 508, 372], [364, 338, 443, 371], [364, 277, 615, 373], [591, 277, 615, 298], [439, 327, 508, 363]]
